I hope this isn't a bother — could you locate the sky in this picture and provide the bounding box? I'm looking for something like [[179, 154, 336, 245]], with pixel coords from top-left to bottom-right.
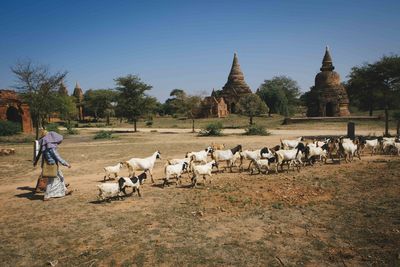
[[0, 0, 399, 101]]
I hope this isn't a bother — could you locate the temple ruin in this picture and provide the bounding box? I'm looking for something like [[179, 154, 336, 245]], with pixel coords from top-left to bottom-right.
[[0, 90, 33, 133], [307, 47, 350, 117], [200, 53, 252, 117], [72, 82, 84, 121], [221, 53, 252, 113]]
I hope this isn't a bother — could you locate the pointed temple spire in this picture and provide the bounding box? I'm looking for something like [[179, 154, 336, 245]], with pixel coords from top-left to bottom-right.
[[72, 81, 84, 102], [320, 46, 335, 71], [222, 52, 252, 94]]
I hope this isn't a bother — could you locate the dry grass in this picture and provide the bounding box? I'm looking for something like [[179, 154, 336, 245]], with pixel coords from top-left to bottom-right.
[[0, 131, 399, 266]]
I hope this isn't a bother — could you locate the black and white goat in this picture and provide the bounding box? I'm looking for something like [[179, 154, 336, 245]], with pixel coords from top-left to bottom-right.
[[240, 147, 275, 171], [274, 143, 306, 173], [186, 147, 213, 165], [212, 145, 242, 172], [120, 172, 147, 197], [163, 162, 189, 187], [280, 137, 303, 149], [97, 177, 128, 201]]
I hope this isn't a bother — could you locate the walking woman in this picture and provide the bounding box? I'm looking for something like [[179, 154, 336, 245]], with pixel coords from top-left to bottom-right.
[[33, 130, 72, 201]]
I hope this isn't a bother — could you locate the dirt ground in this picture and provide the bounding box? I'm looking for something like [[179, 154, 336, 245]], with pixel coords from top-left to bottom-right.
[[0, 130, 399, 266]]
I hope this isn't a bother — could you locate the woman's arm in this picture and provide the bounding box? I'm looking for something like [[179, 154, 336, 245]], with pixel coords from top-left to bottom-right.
[[49, 148, 70, 167]]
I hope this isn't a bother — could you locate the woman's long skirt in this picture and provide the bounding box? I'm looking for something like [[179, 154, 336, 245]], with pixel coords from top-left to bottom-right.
[[44, 170, 67, 199]]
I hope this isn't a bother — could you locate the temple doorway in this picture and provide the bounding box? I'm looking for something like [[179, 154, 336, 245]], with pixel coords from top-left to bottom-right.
[[325, 102, 334, 117], [6, 106, 22, 126]]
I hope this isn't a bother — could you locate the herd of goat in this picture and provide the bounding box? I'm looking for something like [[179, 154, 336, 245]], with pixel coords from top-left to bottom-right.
[[97, 136, 400, 201]]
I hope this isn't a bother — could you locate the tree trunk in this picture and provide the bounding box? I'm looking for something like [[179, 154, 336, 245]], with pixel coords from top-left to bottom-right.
[[397, 120, 400, 136], [268, 110, 272, 117], [369, 107, 373, 116], [191, 119, 195, 133], [134, 119, 137, 132], [384, 105, 389, 137], [106, 115, 110, 126], [249, 116, 253, 125]]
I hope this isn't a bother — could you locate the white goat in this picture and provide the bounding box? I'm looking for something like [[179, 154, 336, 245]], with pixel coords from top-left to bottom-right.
[[163, 162, 189, 187], [339, 139, 360, 163], [280, 137, 303, 149], [394, 142, 400, 156], [192, 160, 218, 187], [251, 159, 272, 175], [305, 145, 328, 165], [382, 138, 396, 154], [186, 147, 213, 165], [212, 145, 242, 172], [124, 151, 161, 183], [97, 178, 127, 201], [103, 162, 123, 181], [167, 157, 193, 174], [274, 148, 303, 173], [240, 147, 275, 170], [364, 139, 380, 155], [229, 151, 243, 171]]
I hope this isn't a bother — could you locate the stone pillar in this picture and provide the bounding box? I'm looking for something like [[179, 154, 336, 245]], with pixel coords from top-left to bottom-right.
[[347, 122, 355, 140], [20, 104, 33, 133], [0, 105, 7, 120]]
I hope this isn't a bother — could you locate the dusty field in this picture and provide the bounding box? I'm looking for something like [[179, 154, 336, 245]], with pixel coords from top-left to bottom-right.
[[0, 130, 399, 266]]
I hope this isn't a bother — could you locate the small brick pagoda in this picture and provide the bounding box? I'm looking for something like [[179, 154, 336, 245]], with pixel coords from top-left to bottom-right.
[[308, 47, 350, 117], [201, 89, 229, 118], [0, 90, 33, 133]]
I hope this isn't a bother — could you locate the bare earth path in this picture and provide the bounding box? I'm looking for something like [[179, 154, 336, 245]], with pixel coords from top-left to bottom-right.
[[77, 127, 381, 137], [0, 131, 399, 266]]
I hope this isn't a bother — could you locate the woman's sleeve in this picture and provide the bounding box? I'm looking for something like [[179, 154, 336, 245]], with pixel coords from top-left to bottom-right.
[[50, 148, 69, 167]]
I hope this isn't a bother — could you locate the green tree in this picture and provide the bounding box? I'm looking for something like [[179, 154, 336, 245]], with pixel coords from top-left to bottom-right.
[[184, 95, 202, 132], [257, 86, 289, 116], [163, 89, 188, 115], [373, 55, 400, 136], [300, 86, 319, 117], [347, 55, 400, 136], [11, 61, 67, 138], [84, 89, 118, 123], [347, 64, 382, 116], [114, 75, 155, 132], [57, 95, 78, 125], [257, 76, 301, 116], [237, 94, 268, 125]]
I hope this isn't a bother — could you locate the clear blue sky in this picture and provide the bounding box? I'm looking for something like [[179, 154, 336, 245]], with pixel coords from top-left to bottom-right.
[[1, 0, 399, 101]]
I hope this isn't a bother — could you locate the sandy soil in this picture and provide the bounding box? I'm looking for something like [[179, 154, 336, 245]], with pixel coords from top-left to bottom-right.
[[0, 130, 399, 266]]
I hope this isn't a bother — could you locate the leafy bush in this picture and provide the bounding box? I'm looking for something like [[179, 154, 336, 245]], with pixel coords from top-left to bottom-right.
[[45, 123, 60, 133], [244, 124, 270, 136], [94, 130, 113, 139], [65, 124, 79, 135], [199, 122, 223, 136], [145, 120, 153, 127], [0, 121, 22, 136], [0, 134, 35, 143]]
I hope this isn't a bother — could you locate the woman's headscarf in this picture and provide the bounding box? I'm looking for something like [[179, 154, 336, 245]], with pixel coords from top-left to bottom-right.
[[40, 131, 63, 151]]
